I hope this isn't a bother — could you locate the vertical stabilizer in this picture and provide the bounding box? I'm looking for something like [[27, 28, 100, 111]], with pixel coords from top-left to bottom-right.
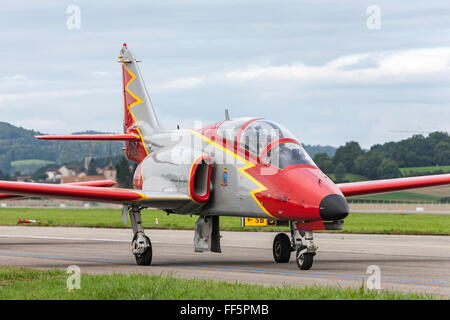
[[119, 43, 161, 162]]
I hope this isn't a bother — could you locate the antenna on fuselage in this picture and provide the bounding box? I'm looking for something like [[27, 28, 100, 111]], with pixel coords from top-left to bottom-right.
[[225, 108, 231, 121]]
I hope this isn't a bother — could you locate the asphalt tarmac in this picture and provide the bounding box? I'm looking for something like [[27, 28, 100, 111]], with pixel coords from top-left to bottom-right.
[[0, 226, 449, 297]]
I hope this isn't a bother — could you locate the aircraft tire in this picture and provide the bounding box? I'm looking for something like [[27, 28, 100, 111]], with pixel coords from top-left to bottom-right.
[[296, 246, 313, 270], [134, 235, 153, 266], [273, 233, 291, 263]]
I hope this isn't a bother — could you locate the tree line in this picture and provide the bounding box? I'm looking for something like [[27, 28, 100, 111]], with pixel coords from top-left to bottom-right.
[[0, 122, 124, 174], [313, 131, 450, 182]]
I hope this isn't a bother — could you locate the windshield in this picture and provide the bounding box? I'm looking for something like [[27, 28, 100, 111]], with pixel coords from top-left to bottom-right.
[[263, 142, 315, 169]]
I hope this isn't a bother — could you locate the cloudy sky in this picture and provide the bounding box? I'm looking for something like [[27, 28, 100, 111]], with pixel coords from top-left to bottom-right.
[[1, 1, 449, 148]]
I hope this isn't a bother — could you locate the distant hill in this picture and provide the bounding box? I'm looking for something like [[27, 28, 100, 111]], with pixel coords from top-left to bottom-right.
[[0, 122, 123, 174], [303, 144, 336, 158]]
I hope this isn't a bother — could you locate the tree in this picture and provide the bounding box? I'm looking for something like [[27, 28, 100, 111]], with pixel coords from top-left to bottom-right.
[[391, 134, 434, 167], [334, 162, 346, 183], [115, 156, 133, 188], [0, 169, 9, 181], [0, 156, 11, 176], [313, 152, 334, 173], [377, 159, 399, 179], [434, 141, 450, 166], [354, 150, 384, 179], [87, 159, 98, 176], [332, 141, 364, 173], [428, 131, 450, 147], [370, 141, 396, 158], [31, 169, 47, 182]]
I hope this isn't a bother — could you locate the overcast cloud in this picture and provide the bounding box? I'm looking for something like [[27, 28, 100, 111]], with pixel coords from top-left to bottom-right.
[[1, 0, 449, 148]]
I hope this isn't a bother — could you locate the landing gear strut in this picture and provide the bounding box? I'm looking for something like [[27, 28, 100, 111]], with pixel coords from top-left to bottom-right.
[[272, 221, 317, 270], [128, 206, 152, 265]]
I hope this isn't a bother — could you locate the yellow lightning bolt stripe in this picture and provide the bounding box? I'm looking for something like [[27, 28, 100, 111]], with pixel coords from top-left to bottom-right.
[[119, 57, 149, 157], [188, 130, 275, 218]]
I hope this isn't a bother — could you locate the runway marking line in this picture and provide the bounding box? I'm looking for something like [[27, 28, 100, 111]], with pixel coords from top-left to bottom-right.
[[0, 234, 162, 244]]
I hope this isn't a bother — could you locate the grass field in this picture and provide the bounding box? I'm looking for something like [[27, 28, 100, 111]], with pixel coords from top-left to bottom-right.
[[0, 208, 449, 235], [328, 173, 367, 182], [0, 266, 435, 300], [10, 159, 54, 175], [10, 159, 54, 166], [349, 191, 442, 203], [400, 165, 450, 175], [407, 185, 450, 198]]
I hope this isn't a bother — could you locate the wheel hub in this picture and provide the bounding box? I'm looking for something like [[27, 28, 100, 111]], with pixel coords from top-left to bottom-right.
[[132, 232, 148, 256]]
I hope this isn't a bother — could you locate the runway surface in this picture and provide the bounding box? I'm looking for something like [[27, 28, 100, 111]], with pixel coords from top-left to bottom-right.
[[0, 226, 449, 297]]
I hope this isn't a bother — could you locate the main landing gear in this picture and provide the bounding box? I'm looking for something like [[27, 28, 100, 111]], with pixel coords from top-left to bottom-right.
[[128, 206, 152, 265], [272, 221, 317, 270]]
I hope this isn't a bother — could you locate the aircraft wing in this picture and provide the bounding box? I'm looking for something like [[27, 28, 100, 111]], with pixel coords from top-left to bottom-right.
[[338, 174, 450, 197], [0, 180, 190, 209], [0, 180, 117, 200]]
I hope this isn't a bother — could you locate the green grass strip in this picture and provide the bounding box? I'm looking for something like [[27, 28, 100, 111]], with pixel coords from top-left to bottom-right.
[[0, 208, 449, 235], [0, 266, 435, 300]]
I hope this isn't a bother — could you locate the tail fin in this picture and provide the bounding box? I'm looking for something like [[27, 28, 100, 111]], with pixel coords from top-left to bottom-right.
[[119, 43, 161, 162]]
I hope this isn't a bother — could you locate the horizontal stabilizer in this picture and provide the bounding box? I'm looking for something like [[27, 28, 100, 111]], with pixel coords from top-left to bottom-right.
[[338, 174, 450, 197], [35, 134, 140, 141]]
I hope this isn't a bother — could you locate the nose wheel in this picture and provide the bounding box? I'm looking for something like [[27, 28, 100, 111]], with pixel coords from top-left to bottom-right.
[[272, 221, 317, 270], [292, 228, 317, 270], [296, 246, 314, 270]]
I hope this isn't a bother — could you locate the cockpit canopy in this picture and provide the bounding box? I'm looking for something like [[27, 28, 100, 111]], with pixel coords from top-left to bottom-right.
[[217, 118, 316, 169]]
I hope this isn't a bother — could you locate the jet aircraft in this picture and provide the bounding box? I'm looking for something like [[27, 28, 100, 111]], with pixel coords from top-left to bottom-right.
[[1, 44, 449, 270]]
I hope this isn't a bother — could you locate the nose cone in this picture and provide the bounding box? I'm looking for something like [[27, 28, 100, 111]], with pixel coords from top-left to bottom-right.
[[319, 194, 349, 221]]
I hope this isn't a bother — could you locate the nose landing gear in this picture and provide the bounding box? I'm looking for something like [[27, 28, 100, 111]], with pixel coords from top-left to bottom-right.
[[272, 221, 317, 270]]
